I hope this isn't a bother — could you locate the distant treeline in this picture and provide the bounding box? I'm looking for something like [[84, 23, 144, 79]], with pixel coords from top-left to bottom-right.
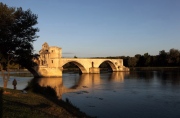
[[8, 48, 180, 70], [64, 48, 180, 69], [107, 48, 180, 67]]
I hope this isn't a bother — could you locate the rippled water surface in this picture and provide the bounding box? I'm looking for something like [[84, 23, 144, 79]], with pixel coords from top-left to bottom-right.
[[1, 71, 180, 118], [62, 71, 180, 118]]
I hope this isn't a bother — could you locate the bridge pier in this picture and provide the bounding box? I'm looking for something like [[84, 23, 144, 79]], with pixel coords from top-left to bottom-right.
[[35, 67, 63, 77], [89, 67, 100, 74], [34, 66, 129, 77]]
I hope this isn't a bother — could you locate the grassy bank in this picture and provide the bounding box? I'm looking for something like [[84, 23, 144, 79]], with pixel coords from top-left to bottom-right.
[[0, 89, 2, 118], [0, 88, 93, 118], [129, 67, 180, 71]]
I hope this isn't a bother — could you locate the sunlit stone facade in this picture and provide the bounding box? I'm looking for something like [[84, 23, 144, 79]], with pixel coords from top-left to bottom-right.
[[34, 42, 129, 77], [36, 42, 63, 77]]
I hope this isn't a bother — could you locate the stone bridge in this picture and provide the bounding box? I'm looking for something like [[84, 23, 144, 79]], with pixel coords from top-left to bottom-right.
[[33, 42, 129, 77]]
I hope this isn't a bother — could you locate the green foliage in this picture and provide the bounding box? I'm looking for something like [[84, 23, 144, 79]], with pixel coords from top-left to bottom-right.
[[128, 57, 137, 67], [158, 50, 167, 66], [123, 48, 180, 67], [168, 48, 180, 66], [119, 56, 128, 66], [102, 48, 179, 68], [144, 53, 151, 66], [0, 2, 39, 70]]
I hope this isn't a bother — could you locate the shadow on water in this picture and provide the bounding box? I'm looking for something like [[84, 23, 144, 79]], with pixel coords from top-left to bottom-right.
[[156, 71, 180, 85], [24, 77, 93, 118], [125, 71, 180, 86], [23, 72, 130, 118], [21, 71, 180, 118], [25, 72, 129, 99], [127, 71, 154, 80]]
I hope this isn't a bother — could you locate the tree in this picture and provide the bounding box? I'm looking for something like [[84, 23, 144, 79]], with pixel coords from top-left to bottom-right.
[[144, 53, 151, 66], [158, 50, 167, 66], [128, 57, 137, 67], [120, 56, 128, 66], [135, 54, 141, 67], [0, 2, 39, 88], [168, 49, 180, 66]]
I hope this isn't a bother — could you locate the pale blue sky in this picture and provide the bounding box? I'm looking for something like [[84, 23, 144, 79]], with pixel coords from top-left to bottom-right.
[[1, 0, 180, 57]]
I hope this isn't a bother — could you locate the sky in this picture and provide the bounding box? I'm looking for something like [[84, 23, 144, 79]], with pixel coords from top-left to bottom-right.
[[1, 0, 180, 57]]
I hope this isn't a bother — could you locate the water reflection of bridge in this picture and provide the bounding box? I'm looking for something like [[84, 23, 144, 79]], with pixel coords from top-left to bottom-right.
[[38, 72, 129, 99]]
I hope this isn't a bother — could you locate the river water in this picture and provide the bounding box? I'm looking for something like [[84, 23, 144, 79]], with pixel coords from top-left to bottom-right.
[[1, 71, 180, 118]]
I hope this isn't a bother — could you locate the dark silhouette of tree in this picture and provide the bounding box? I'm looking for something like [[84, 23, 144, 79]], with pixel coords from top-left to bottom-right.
[[138, 55, 145, 67], [119, 56, 128, 66], [122, 48, 180, 67], [128, 57, 137, 67], [151, 56, 158, 66], [158, 50, 167, 66], [144, 53, 151, 66], [0, 2, 39, 86], [135, 54, 141, 67], [167, 49, 180, 66], [0, 2, 39, 67]]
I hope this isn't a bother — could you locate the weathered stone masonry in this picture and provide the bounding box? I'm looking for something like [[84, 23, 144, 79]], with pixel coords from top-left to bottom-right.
[[34, 42, 129, 77]]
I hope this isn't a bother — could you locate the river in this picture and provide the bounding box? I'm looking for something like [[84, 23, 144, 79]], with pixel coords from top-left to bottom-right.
[[1, 71, 180, 118]]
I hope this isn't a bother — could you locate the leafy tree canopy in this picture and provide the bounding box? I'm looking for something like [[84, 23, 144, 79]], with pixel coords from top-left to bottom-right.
[[0, 2, 39, 69], [128, 57, 137, 67]]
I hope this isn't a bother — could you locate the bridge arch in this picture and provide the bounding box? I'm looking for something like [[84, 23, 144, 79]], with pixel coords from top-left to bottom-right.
[[34, 42, 129, 77], [98, 60, 117, 72], [62, 61, 88, 74]]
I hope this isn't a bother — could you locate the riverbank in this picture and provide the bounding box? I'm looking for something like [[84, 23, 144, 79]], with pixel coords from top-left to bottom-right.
[[0, 88, 93, 118], [129, 67, 180, 71]]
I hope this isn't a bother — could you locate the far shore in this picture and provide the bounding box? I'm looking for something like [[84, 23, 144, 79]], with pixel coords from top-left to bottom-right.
[[1, 67, 180, 74], [129, 67, 180, 71]]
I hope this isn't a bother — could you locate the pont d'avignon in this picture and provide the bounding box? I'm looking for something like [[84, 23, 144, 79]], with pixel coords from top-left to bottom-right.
[[33, 42, 129, 77]]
